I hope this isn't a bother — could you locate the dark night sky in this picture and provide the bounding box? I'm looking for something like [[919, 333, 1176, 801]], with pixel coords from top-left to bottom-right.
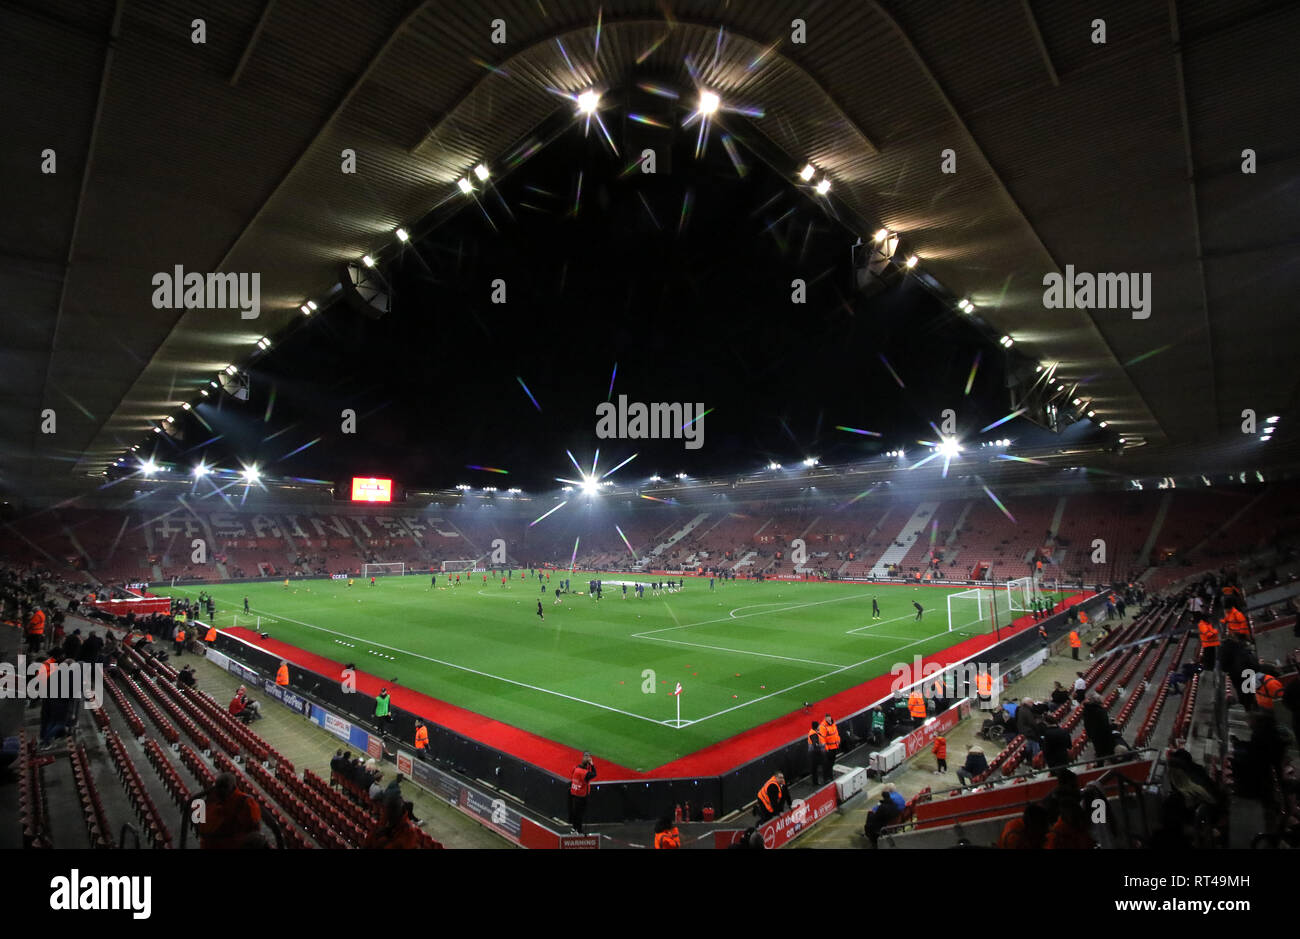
[[158, 116, 1037, 494]]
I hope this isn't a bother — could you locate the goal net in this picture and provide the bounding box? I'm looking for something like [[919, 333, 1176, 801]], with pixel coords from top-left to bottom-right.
[[440, 559, 478, 573], [947, 587, 995, 633], [1006, 576, 1038, 611], [362, 562, 405, 577]]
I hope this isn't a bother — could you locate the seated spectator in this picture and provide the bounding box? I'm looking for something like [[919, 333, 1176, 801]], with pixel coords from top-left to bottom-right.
[[368, 769, 385, 800], [863, 784, 907, 846], [1049, 682, 1071, 707], [362, 791, 424, 849], [1045, 798, 1095, 849], [177, 665, 197, 688], [997, 803, 1049, 849], [197, 772, 262, 849], [228, 686, 260, 723], [956, 745, 988, 786]]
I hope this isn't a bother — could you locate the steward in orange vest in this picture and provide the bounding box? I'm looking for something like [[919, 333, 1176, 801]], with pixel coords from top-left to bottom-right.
[[1221, 607, 1250, 641], [173, 628, 186, 654], [818, 715, 841, 781], [1198, 619, 1220, 670], [756, 772, 790, 821], [908, 689, 927, 720], [204, 624, 217, 643], [654, 821, 681, 849], [1256, 674, 1284, 711], [1068, 630, 1081, 660], [414, 721, 429, 751], [976, 670, 994, 702], [275, 662, 289, 686], [25, 609, 45, 654], [933, 735, 948, 773]]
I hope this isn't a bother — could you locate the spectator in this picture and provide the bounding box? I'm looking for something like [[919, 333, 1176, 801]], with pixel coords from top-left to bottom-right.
[[1045, 798, 1095, 849], [177, 665, 196, 688], [997, 803, 1049, 849], [1082, 692, 1116, 761], [1041, 714, 1072, 769], [1016, 697, 1043, 760], [956, 745, 988, 786], [362, 791, 424, 849], [197, 773, 262, 849], [1049, 681, 1070, 707], [864, 784, 906, 847], [1073, 672, 1087, 704]]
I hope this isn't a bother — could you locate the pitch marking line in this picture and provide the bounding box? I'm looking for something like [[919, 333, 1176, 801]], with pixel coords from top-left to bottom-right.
[[687, 629, 950, 726], [631, 634, 847, 669], [244, 606, 671, 728], [844, 612, 916, 635], [637, 589, 890, 637]]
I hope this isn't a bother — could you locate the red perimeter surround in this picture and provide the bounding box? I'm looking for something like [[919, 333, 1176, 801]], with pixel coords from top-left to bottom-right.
[[225, 580, 1087, 781]]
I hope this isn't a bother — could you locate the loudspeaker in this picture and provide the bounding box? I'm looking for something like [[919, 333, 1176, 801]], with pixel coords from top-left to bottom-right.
[[337, 262, 391, 319]]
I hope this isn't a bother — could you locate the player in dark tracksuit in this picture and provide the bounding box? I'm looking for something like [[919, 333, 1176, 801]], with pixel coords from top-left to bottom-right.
[[537, 600, 544, 621], [913, 600, 924, 621], [872, 597, 881, 620]]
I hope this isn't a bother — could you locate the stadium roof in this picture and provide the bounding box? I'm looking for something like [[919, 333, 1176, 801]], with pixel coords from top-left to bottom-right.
[[4, 0, 1298, 493]]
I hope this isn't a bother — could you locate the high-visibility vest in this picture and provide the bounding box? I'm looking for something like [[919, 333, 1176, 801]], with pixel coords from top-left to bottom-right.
[[819, 720, 840, 752], [175, 629, 185, 642], [1256, 675, 1284, 710], [275, 664, 289, 686], [570, 763, 593, 798], [1222, 608, 1250, 638], [1198, 620, 1220, 648], [26, 611, 45, 636], [375, 694, 390, 717], [1069, 631, 1081, 648], [654, 827, 681, 849], [908, 690, 926, 718], [756, 775, 784, 813], [807, 728, 821, 748], [1078, 612, 1089, 625], [933, 736, 947, 759], [977, 672, 993, 695], [205, 626, 217, 642], [414, 725, 428, 749]]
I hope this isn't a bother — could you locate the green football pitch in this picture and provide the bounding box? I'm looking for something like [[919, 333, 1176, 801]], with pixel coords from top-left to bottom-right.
[[159, 575, 1064, 771]]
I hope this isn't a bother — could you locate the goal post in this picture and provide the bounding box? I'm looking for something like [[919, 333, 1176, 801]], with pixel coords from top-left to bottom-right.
[[1006, 575, 1038, 612], [947, 587, 994, 633], [439, 559, 477, 573], [363, 562, 406, 577]]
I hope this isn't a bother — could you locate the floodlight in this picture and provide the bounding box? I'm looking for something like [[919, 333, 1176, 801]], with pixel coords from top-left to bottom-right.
[[698, 90, 720, 115]]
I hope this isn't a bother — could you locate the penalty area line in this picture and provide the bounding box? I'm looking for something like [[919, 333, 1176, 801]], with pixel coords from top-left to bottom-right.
[[244, 606, 668, 728]]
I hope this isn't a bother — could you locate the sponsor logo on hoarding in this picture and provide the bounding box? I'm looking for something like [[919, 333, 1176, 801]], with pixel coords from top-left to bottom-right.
[[331, 574, 348, 580], [323, 712, 351, 740], [262, 680, 306, 714], [759, 784, 837, 849], [396, 752, 413, 776], [228, 661, 260, 685]]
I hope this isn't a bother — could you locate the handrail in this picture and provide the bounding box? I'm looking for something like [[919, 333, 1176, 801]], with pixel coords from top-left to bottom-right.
[[1095, 767, 1149, 847]]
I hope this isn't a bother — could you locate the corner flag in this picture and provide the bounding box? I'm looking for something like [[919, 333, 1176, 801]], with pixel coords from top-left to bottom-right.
[[672, 682, 683, 727], [672, 682, 682, 696]]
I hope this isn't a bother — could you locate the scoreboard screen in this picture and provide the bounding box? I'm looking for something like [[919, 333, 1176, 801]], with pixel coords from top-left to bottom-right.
[[350, 477, 393, 502]]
